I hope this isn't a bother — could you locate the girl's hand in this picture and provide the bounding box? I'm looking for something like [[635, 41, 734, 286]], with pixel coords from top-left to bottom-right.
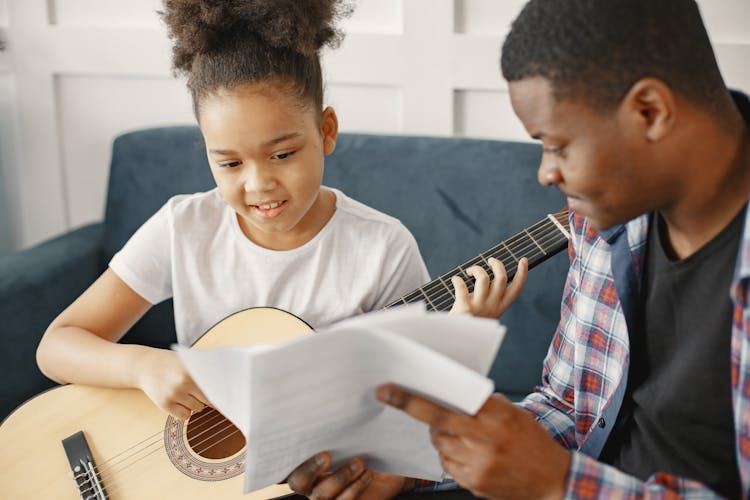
[[287, 452, 412, 500], [450, 257, 528, 319], [135, 348, 210, 420]]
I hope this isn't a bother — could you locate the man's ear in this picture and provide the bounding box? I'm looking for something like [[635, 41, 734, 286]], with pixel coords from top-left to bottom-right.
[[321, 106, 339, 155], [620, 78, 676, 143]]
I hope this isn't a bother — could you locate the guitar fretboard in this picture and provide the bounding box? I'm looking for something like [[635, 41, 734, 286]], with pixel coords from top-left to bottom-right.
[[386, 209, 570, 311]]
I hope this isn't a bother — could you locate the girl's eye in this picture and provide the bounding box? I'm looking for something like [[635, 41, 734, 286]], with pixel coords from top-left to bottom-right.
[[219, 161, 241, 168], [272, 151, 295, 160]]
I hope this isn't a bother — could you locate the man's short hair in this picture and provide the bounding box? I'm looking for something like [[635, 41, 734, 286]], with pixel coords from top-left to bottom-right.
[[501, 0, 727, 112]]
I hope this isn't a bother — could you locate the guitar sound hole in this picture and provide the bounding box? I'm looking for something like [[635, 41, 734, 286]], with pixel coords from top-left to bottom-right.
[[185, 407, 246, 459]]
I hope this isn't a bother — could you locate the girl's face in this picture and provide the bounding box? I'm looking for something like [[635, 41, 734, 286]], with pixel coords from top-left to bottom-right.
[[199, 83, 338, 250]]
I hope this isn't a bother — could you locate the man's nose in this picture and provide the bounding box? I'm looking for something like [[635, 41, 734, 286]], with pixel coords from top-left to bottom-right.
[[537, 157, 562, 186]]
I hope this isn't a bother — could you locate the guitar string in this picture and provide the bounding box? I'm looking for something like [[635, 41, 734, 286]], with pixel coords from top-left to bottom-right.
[[79, 422, 246, 499], [73, 405, 226, 480], [430, 218, 566, 300], [78, 419, 247, 499], [426, 221, 570, 311], [431, 212, 569, 310], [72, 407, 234, 493], [70, 209, 571, 496], [392, 210, 569, 308], [430, 229, 568, 311], [424, 211, 569, 308], [409, 215, 569, 311], [76, 407, 229, 480], [75, 409, 245, 498], [427, 227, 568, 311]]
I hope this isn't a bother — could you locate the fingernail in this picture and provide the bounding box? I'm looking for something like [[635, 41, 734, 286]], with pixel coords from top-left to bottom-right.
[[377, 387, 392, 403], [349, 460, 363, 474], [315, 453, 327, 467]]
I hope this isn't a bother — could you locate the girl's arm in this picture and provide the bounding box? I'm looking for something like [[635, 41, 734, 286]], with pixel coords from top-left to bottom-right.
[[36, 268, 209, 419]]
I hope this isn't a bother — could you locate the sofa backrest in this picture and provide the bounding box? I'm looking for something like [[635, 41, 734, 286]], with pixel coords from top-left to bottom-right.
[[104, 126, 568, 400]]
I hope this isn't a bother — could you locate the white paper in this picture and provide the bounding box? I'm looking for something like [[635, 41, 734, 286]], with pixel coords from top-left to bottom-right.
[[174, 304, 506, 493]]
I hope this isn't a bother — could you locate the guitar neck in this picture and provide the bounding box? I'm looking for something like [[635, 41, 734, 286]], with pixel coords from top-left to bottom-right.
[[386, 209, 570, 312]]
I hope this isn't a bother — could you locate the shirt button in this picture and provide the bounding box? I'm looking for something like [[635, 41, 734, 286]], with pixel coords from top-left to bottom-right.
[[597, 417, 606, 428]]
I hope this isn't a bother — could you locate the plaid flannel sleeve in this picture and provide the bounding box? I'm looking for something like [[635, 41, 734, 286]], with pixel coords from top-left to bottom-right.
[[565, 452, 724, 499], [516, 213, 581, 450]]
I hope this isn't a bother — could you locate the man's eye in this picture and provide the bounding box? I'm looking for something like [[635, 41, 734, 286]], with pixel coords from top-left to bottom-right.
[[219, 161, 241, 168], [272, 151, 295, 160]]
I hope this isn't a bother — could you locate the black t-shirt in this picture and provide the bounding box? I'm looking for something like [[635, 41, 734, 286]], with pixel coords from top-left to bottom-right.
[[600, 207, 746, 499]]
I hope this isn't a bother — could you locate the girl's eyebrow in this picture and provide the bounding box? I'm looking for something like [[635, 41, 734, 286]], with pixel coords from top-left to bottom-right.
[[208, 148, 237, 155], [208, 133, 302, 155], [262, 132, 301, 148]]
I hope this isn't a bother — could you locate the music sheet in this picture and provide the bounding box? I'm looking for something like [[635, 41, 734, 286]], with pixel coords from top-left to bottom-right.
[[174, 304, 506, 493]]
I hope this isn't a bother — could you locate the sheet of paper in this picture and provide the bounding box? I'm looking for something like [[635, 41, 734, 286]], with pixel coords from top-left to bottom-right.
[[175, 304, 506, 493]]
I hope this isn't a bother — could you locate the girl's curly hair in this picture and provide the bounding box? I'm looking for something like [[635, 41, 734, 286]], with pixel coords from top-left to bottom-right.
[[161, 0, 352, 115]]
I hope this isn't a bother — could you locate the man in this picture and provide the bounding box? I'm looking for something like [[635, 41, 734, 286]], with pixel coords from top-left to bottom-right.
[[287, 0, 750, 498]]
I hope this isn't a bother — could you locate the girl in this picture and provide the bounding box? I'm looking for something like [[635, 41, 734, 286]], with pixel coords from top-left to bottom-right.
[[37, 0, 523, 423]]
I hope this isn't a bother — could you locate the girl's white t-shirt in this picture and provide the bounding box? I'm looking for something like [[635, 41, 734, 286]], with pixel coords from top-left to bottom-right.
[[109, 187, 430, 346]]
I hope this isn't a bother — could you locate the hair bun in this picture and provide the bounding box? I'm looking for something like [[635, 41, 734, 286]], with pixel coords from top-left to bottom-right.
[[163, 0, 352, 73]]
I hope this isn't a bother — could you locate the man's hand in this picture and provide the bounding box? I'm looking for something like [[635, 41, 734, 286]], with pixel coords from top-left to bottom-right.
[[376, 385, 570, 500], [286, 452, 412, 500], [450, 257, 528, 319]]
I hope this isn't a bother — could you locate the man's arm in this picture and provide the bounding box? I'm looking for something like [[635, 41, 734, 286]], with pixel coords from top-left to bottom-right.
[[377, 386, 726, 500]]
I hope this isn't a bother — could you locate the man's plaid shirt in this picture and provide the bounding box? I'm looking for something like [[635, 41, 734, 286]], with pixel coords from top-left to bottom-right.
[[518, 207, 750, 499]]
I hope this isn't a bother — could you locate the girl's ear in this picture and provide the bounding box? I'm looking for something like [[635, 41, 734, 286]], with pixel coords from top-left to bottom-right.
[[321, 106, 339, 155]]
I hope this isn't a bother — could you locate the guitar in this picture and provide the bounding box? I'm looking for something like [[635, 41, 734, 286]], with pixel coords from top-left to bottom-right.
[[0, 210, 570, 499]]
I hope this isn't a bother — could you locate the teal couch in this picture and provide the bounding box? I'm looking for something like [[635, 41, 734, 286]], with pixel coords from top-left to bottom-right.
[[0, 126, 567, 421]]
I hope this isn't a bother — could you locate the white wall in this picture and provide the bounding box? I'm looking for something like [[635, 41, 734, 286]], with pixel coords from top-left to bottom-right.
[[0, 0, 749, 254]]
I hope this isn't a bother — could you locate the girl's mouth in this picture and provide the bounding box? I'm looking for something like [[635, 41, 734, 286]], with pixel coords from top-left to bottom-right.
[[251, 200, 287, 219]]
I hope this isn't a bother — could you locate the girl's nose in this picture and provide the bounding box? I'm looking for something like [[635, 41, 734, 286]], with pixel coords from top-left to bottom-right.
[[244, 166, 276, 192]]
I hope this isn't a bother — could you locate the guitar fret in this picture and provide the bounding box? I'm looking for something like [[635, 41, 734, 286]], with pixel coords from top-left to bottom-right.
[[524, 228, 547, 255], [419, 288, 438, 311], [457, 266, 470, 280], [437, 276, 455, 299], [500, 241, 519, 263]]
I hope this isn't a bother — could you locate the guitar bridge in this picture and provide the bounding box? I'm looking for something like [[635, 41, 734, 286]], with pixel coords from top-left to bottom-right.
[[62, 431, 108, 499]]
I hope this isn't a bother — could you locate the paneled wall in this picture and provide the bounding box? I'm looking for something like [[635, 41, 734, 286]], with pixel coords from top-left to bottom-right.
[[1, 0, 749, 253]]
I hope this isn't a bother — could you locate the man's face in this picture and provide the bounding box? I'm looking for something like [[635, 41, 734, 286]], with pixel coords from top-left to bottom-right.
[[509, 77, 662, 231]]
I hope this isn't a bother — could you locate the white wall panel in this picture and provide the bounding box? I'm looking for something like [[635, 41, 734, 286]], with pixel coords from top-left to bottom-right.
[[50, 0, 162, 27], [697, 0, 750, 44], [716, 44, 750, 93], [454, 89, 527, 142], [56, 75, 194, 228], [454, 0, 526, 35], [452, 34, 504, 91], [0, 0, 7, 27], [326, 84, 401, 134], [1, 0, 749, 253], [342, 0, 402, 34]]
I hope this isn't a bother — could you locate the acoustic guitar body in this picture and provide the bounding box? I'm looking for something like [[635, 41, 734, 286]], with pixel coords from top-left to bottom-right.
[[0, 307, 311, 499]]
